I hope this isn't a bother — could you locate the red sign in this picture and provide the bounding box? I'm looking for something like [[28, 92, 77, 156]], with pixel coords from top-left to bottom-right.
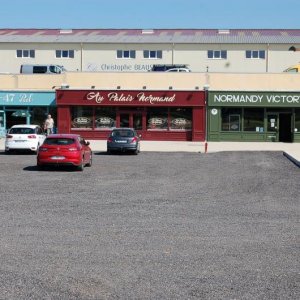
[[56, 90, 205, 107]]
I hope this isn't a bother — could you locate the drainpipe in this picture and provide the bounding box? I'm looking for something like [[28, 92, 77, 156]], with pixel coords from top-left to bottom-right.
[[266, 43, 269, 73], [80, 43, 83, 71], [172, 43, 174, 64]]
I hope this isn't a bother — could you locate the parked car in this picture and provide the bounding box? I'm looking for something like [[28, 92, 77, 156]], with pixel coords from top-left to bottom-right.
[[37, 134, 92, 171], [20, 64, 66, 74], [165, 68, 191, 72], [5, 124, 46, 153], [150, 64, 190, 72], [107, 128, 140, 154], [283, 63, 300, 73]]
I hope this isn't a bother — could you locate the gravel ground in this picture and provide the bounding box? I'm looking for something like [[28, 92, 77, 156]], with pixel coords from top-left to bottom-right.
[[0, 151, 299, 299]]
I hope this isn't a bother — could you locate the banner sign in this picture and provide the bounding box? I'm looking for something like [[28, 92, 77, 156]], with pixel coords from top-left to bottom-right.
[[56, 90, 205, 107], [0, 91, 55, 106], [208, 91, 300, 107]]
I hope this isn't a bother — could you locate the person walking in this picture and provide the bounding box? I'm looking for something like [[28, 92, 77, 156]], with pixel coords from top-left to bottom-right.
[[44, 114, 54, 135]]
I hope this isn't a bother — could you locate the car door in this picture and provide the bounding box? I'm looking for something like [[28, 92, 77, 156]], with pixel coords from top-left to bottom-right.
[[36, 127, 46, 146], [80, 137, 90, 163]]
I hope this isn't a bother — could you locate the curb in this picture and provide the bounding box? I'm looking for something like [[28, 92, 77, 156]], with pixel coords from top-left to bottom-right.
[[283, 152, 300, 168]]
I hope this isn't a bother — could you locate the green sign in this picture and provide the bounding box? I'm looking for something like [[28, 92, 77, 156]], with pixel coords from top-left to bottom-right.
[[208, 91, 300, 107]]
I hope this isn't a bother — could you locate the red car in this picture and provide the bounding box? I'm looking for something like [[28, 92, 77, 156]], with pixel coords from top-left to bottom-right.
[[37, 134, 92, 171]]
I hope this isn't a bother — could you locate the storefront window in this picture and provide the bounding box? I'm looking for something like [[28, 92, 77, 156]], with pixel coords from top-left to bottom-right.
[[244, 108, 264, 132], [221, 108, 241, 131], [169, 108, 192, 130], [147, 108, 168, 130], [30, 107, 51, 128], [295, 109, 300, 133], [71, 106, 93, 129], [95, 107, 116, 129]]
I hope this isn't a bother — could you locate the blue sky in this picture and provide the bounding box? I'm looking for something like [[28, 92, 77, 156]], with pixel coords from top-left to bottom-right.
[[1, 0, 299, 29]]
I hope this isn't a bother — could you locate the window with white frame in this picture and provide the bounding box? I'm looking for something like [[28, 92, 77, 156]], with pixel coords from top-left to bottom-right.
[[116, 50, 136, 59], [245, 50, 265, 59], [143, 50, 162, 59], [55, 50, 74, 58], [207, 50, 227, 59], [16, 49, 35, 58]]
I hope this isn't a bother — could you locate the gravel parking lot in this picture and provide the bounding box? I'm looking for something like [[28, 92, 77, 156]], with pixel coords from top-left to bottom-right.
[[0, 151, 299, 299]]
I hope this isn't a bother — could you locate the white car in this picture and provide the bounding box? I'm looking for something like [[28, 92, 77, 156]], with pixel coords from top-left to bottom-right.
[[5, 124, 46, 154], [165, 68, 191, 72]]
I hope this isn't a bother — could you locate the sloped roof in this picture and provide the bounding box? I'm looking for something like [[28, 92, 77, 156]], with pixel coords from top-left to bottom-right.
[[0, 29, 299, 44]]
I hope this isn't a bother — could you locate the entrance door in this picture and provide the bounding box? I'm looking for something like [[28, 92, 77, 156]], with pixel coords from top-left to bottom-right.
[[279, 113, 292, 142], [0, 111, 5, 137], [267, 113, 293, 142], [267, 113, 278, 142], [119, 112, 143, 131]]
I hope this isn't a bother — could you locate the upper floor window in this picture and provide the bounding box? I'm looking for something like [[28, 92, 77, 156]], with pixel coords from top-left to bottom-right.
[[246, 50, 265, 59], [143, 50, 162, 59], [56, 50, 74, 58], [16, 49, 35, 58], [207, 50, 227, 59], [117, 50, 136, 59]]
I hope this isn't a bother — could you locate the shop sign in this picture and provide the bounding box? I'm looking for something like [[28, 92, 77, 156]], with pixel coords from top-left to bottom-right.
[[86, 91, 176, 105], [209, 92, 300, 107], [0, 91, 55, 106]]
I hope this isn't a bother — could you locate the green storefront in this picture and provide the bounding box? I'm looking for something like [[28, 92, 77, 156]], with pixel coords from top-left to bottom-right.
[[208, 91, 300, 142]]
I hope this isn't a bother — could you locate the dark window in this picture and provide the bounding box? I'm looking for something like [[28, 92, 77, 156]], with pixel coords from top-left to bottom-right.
[[207, 50, 227, 59], [244, 108, 264, 132], [44, 138, 75, 145], [169, 108, 192, 130], [245, 50, 266, 59], [33, 66, 48, 73], [221, 108, 242, 131], [9, 128, 35, 134], [147, 108, 168, 130]]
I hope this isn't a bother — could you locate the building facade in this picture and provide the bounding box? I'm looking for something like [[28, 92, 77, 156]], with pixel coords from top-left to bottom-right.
[[208, 91, 300, 142], [0, 91, 56, 136], [56, 89, 205, 141], [0, 29, 300, 74]]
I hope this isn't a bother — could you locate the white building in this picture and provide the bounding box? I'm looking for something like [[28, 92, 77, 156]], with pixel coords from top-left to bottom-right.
[[0, 28, 300, 73]]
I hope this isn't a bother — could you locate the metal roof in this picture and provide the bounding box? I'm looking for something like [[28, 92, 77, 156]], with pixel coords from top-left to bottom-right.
[[0, 29, 300, 44]]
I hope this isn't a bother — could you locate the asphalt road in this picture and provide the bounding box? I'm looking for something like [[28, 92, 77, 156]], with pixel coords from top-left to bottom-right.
[[0, 151, 299, 299]]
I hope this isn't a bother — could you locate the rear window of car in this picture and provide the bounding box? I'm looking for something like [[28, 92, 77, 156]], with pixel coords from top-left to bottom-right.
[[44, 138, 75, 145], [9, 128, 35, 134], [112, 130, 134, 137]]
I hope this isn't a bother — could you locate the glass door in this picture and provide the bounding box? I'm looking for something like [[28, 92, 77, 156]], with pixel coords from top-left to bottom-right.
[[267, 113, 278, 142], [119, 112, 143, 131], [133, 113, 142, 130], [120, 113, 130, 128]]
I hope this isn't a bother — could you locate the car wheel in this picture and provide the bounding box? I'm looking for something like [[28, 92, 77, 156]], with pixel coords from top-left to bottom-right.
[[37, 164, 44, 170], [77, 159, 84, 171], [86, 153, 92, 167]]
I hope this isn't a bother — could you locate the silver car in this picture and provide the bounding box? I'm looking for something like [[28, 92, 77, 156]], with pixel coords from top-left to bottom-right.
[[107, 128, 140, 154], [5, 124, 46, 154]]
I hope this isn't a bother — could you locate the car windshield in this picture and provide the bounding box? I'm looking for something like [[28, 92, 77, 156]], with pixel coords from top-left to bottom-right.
[[9, 128, 35, 134], [112, 130, 134, 137], [44, 138, 75, 145]]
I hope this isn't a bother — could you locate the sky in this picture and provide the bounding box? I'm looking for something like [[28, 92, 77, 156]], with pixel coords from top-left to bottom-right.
[[1, 0, 299, 29]]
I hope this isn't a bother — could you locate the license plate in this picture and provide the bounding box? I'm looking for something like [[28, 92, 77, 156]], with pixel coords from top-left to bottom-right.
[[51, 156, 65, 160], [15, 140, 26, 142], [115, 140, 127, 143]]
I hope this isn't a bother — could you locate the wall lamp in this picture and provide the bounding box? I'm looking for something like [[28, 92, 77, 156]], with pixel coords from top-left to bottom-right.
[[61, 83, 70, 89], [117, 86, 121, 89], [142, 86, 147, 89], [195, 86, 199, 90], [169, 86, 173, 90], [91, 85, 95, 89]]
